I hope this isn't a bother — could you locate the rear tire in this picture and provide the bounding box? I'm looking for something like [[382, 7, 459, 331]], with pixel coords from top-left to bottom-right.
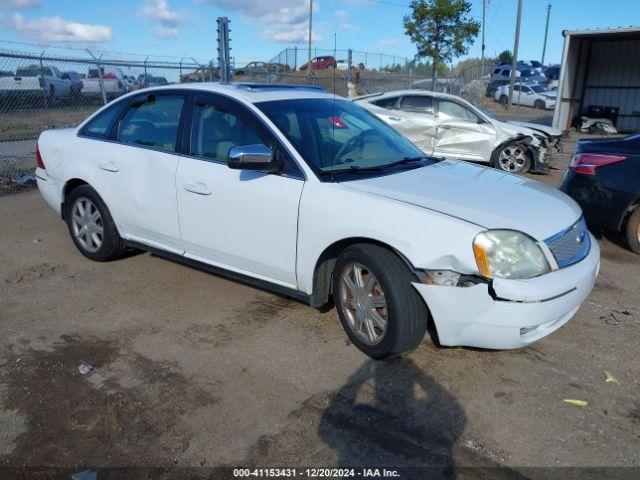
[[65, 185, 126, 262], [333, 244, 428, 360], [534, 99, 545, 109], [625, 207, 640, 254]]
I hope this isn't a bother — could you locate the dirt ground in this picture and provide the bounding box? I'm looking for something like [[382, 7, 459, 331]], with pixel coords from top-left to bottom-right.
[[0, 132, 639, 479]]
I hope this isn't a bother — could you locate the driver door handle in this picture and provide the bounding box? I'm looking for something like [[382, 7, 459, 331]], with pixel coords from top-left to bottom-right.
[[388, 116, 402, 121], [184, 182, 212, 196], [439, 125, 451, 130]]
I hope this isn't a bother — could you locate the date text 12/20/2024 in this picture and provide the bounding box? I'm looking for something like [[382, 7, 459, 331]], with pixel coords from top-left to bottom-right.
[[233, 468, 401, 477]]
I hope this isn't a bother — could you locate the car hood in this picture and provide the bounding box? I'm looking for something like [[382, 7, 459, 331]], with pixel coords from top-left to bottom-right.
[[341, 160, 581, 240], [506, 121, 563, 137]]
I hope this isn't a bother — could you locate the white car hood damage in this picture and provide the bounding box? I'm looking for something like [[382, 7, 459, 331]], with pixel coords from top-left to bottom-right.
[[506, 121, 562, 137], [341, 159, 581, 240]]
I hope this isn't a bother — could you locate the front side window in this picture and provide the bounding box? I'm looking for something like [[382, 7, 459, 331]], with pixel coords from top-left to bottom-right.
[[438, 99, 482, 124], [117, 95, 184, 152], [399, 95, 433, 114], [191, 103, 263, 161], [257, 98, 434, 178]]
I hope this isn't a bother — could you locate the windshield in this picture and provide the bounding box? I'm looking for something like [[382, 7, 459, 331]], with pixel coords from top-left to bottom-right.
[[257, 98, 433, 178], [530, 85, 547, 93]]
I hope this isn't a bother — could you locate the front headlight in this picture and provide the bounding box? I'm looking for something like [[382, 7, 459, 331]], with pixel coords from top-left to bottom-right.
[[473, 230, 551, 279]]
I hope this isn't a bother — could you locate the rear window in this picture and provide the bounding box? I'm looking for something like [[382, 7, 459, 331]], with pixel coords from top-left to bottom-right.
[[16, 67, 51, 77]]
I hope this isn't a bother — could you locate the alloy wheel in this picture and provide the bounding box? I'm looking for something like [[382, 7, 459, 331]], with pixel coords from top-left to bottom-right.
[[498, 145, 527, 172], [339, 262, 388, 345], [71, 197, 104, 253]]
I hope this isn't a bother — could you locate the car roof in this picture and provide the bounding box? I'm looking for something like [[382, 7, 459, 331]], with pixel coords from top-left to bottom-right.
[[356, 89, 466, 103], [133, 82, 338, 104]]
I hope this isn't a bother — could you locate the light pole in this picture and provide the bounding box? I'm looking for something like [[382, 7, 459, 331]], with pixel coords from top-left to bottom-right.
[[481, 0, 488, 78], [507, 0, 523, 109], [541, 3, 552, 65], [307, 0, 313, 76]]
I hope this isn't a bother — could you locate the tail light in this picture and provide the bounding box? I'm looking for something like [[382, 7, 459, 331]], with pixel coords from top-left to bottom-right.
[[103, 73, 117, 79], [39, 77, 44, 88], [569, 153, 627, 175], [36, 144, 45, 170]]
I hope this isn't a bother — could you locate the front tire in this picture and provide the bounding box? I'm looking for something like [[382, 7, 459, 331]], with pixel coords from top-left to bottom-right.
[[65, 185, 126, 261], [534, 99, 545, 109], [333, 244, 428, 360], [625, 207, 640, 254], [499, 95, 509, 106], [493, 142, 532, 174]]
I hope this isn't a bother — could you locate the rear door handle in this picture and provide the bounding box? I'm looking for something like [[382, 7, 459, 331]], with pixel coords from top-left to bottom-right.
[[388, 116, 402, 121], [98, 161, 119, 172], [184, 182, 212, 196], [439, 125, 451, 130]]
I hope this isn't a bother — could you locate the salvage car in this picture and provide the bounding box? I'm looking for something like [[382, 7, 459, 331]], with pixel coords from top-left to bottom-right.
[[35, 83, 599, 359], [561, 133, 640, 254], [355, 90, 555, 173], [495, 83, 556, 110]]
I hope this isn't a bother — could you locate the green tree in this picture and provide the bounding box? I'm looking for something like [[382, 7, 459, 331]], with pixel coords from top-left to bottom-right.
[[497, 49, 513, 64], [403, 0, 480, 90]]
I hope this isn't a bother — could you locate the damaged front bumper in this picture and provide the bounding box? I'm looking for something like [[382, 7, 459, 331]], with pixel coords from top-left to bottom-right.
[[412, 233, 600, 349]]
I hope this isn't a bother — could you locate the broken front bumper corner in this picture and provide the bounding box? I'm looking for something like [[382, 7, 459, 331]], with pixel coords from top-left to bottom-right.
[[412, 234, 600, 349]]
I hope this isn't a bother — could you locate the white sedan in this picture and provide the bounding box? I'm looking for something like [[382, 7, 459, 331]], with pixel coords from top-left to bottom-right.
[[495, 83, 556, 109], [35, 83, 599, 359]]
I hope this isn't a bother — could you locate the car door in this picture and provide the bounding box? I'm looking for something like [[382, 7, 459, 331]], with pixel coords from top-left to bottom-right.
[[434, 98, 496, 162], [369, 95, 435, 155], [515, 85, 535, 106], [94, 91, 186, 252], [175, 94, 304, 287]]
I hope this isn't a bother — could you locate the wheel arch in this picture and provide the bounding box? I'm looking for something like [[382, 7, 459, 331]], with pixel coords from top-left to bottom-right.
[[61, 178, 117, 228], [619, 196, 640, 231], [309, 236, 420, 309]]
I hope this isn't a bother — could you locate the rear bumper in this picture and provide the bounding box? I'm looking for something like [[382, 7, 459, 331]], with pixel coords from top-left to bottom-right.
[[35, 167, 62, 216], [413, 234, 600, 349]]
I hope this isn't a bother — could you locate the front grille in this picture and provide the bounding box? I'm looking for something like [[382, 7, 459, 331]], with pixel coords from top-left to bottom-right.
[[545, 217, 591, 268]]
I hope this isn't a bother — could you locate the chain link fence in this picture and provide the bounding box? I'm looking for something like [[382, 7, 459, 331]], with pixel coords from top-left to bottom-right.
[[0, 44, 214, 195], [0, 42, 489, 196]]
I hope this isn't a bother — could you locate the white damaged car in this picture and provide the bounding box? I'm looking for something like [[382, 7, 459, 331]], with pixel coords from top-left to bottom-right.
[[35, 83, 598, 359], [355, 90, 560, 174]]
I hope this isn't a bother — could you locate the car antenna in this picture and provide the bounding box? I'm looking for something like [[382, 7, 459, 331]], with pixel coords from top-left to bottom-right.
[[331, 33, 337, 183]]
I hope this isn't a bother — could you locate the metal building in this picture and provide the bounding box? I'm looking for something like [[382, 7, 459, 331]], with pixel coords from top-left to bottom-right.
[[553, 26, 640, 133]]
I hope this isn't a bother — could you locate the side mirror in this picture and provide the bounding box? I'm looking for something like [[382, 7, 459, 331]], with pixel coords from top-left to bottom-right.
[[227, 144, 282, 173]]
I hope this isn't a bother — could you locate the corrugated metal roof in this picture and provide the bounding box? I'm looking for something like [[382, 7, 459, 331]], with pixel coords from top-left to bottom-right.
[[563, 26, 640, 37]]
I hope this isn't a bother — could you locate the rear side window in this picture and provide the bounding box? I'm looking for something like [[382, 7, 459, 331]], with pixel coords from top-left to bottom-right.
[[371, 96, 399, 109], [80, 101, 126, 139], [117, 95, 184, 152], [399, 95, 433, 114]]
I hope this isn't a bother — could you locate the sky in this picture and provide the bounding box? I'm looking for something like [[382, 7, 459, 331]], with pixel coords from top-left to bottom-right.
[[0, 0, 638, 66]]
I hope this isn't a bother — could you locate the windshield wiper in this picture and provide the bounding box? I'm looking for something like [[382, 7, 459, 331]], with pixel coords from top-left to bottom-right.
[[378, 156, 428, 170]]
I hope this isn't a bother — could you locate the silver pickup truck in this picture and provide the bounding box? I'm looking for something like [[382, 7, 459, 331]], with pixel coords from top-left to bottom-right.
[[0, 65, 72, 105]]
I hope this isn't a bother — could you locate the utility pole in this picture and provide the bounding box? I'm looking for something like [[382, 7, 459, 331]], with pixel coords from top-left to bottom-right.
[[481, 0, 488, 78], [216, 17, 231, 83], [541, 3, 551, 65], [307, 0, 313, 76], [507, 0, 523, 109]]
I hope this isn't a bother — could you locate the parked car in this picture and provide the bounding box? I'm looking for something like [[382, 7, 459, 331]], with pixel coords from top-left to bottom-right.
[[63, 71, 83, 98], [561, 134, 640, 253], [485, 78, 509, 97], [494, 83, 556, 109], [82, 67, 127, 99], [235, 61, 269, 77], [355, 90, 554, 173], [35, 83, 599, 359], [301, 56, 337, 70], [137, 76, 169, 88], [0, 65, 71, 103], [492, 66, 545, 84]]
